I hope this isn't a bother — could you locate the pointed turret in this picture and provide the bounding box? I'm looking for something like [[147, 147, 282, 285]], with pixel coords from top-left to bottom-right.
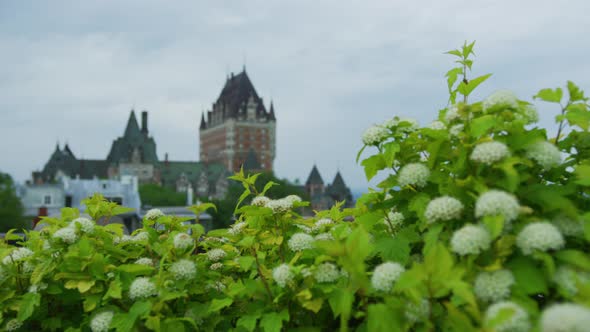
[[305, 165, 324, 186], [326, 171, 353, 207], [64, 143, 75, 158], [200, 112, 206, 130], [269, 101, 276, 121], [124, 110, 141, 138]]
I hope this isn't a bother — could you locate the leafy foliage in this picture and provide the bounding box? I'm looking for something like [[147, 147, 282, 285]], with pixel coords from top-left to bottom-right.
[[139, 184, 186, 207], [1, 43, 589, 331]]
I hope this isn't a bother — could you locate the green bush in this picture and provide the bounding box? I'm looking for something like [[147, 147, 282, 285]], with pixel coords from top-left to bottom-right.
[[0, 42, 589, 331]]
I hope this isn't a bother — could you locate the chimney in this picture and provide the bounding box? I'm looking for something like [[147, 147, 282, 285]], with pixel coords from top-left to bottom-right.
[[141, 111, 148, 134]]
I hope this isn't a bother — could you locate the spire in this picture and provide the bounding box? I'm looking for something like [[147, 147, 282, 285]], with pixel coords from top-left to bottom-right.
[[55, 141, 60, 152], [305, 165, 324, 185], [124, 110, 141, 137], [64, 143, 75, 158], [200, 112, 207, 130], [269, 100, 276, 121], [331, 171, 346, 189]]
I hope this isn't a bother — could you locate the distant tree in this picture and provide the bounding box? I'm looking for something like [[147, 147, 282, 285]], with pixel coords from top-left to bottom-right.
[[0, 171, 26, 232], [139, 184, 186, 207], [206, 171, 308, 229]]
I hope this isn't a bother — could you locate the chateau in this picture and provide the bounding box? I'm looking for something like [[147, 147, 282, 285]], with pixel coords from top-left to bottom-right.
[[200, 70, 276, 172], [32, 68, 354, 206]]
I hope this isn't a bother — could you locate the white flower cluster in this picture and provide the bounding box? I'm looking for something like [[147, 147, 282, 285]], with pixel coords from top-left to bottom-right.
[[251, 196, 270, 207], [173, 233, 194, 250], [210, 262, 223, 271], [371, 262, 405, 292], [295, 224, 312, 233], [53, 227, 79, 244], [312, 218, 333, 232], [470, 141, 510, 165], [285, 195, 302, 204], [131, 231, 150, 242], [288, 233, 315, 252], [429, 121, 446, 130], [384, 211, 404, 232], [129, 277, 157, 300], [484, 301, 530, 332], [362, 125, 389, 145], [483, 90, 519, 112], [526, 141, 562, 169], [5, 319, 22, 332], [134, 257, 154, 266], [552, 215, 584, 237], [207, 248, 226, 262], [272, 264, 294, 288], [449, 124, 464, 137], [450, 225, 491, 256], [424, 196, 464, 223], [144, 208, 164, 220], [170, 259, 197, 280], [553, 266, 588, 296], [398, 163, 430, 188], [541, 303, 590, 332], [265, 198, 293, 214], [2, 247, 33, 265], [474, 270, 515, 302], [228, 221, 247, 235], [113, 235, 132, 245], [28, 282, 48, 294], [206, 281, 226, 292], [315, 233, 334, 241], [475, 190, 520, 224], [515, 104, 539, 124], [516, 222, 564, 255], [393, 117, 419, 133], [314, 262, 341, 283], [69, 217, 95, 234], [445, 104, 461, 123], [90, 311, 114, 332], [404, 298, 430, 323]]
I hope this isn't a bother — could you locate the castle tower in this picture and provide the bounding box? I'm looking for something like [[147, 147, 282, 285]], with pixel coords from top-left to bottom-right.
[[199, 69, 276, 172]]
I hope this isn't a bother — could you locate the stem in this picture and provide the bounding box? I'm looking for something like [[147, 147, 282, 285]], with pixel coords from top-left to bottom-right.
[[462, 62, 468, 104], [555, 102, 570, 145], [252, 247, 273, 301]]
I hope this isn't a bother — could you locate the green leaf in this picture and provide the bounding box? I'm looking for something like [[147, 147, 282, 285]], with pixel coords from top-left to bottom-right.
[[367, 304, 402, 332], [261, 181, 278, 196], [554, 250, 590, 270], [104, 278, 122, 300], [445, 49, 462, 57], [208, 298, 233, 313], [374, 236, 410, 264], [18, 292, 40, 322], [534, 88, 563, 103], [574, 165, 590, 186], [462, 41, 476, 58], [237, 314, 259, 332], [483, 215, 504, 240], [506, 256, 548, 295], [463, 73, 492, 96], [260, 310, 289, 332], [236, 256, 256, 271], [565, 103, 590, 130], [356, 145, 367, 164], [471, 115, 499, 137], [382, 142, 401, 166], [361, 154, 387, 181], [567, 81, 587, 102], [328, 288, 353, 319]]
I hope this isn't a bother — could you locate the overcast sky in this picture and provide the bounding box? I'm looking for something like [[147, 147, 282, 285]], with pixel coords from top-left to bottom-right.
[[1, 0, 589, 192]]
